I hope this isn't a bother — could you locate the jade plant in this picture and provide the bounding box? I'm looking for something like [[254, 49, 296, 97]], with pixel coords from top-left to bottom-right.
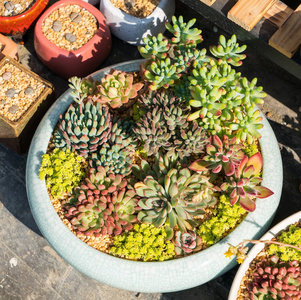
[[38, 15, 275, 262]]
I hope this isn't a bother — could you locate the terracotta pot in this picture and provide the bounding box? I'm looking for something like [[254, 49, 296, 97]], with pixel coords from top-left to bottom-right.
[[0, 34, 18, 60], [0, 55, 54, 153], [26, 60, 283, 293], [0, 0, 48, 38], [34, 0, 112, 79], [99, 0, 175, 45]]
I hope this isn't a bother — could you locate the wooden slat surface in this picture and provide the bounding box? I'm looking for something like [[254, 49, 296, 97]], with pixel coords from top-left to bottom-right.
[[199, 0, 216, 6], [228, 0, 277, 31], [269, 4, 301, 58], [264, 0, 294, 28]]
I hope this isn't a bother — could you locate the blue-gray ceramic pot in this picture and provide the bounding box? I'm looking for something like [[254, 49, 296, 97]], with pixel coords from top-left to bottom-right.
[[26, 59, 283, 293]]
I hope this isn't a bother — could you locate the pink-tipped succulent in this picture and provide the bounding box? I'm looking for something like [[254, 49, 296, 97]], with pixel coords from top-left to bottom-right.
[[96, 69, 144, 108], [220, 152, 274, 212], [64, 166, 138, 236], [247, 255, 301, 299], [172, 230, 202, 256], [189, 135, 244, 176]]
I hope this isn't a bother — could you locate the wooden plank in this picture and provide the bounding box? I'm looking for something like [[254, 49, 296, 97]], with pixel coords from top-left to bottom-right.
[[269, 4, 301, 58], [264, 0, 294, 28], [228, 0, 277, 31], [199, 0, 216, 6]]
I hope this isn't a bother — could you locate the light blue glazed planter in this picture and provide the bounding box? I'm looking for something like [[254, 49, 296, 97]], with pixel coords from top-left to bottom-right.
[[26, 59, 283, 293]]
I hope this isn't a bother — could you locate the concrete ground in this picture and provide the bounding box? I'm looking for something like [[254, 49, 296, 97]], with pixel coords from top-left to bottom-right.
[[0, 1, 300, 299]]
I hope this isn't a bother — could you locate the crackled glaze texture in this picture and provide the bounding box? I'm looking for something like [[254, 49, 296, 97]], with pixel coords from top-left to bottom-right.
[[228, 211, 301, 300], [26, 60, 283, 293]]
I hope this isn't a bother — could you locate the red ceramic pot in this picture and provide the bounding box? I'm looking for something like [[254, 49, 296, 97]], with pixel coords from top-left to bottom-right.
[[0, 0, 48, 38], [34, 0, 112, 79]]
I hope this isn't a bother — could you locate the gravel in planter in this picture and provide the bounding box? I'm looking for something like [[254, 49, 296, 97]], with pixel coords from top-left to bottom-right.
[[110, 0, 160, 18], [41, 4, 98, 51], [0, 0, 36, 17], [0, 62, 46, 122]]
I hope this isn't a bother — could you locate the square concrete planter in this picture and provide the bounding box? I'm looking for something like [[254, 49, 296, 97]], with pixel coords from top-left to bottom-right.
[[0, 55, 54, 153]]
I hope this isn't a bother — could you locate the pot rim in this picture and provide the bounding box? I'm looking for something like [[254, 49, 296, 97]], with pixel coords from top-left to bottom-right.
[[228, 211, 301, 300], [34, 0, 109, 56], [26, 59, 283, 293], [0, 0, 47, 21]]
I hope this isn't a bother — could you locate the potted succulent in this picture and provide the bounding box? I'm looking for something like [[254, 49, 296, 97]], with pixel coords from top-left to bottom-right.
[[26, 16, 282, 292], [228, 211, 301, 299], [0, 0, 48, 41], [99, 0, 175, 45], [34, 0, 112, 79]]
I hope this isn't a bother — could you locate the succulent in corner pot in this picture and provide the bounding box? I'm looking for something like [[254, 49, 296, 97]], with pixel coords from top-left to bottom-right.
[[38, 15, 276, 263]]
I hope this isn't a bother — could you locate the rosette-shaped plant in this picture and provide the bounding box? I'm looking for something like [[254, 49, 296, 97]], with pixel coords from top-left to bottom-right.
[[53, 100, 112, 157], [174, 121, 209, 158], [65, 166, 138, 236], [172, 230, 202, 255], [247, 255, 301, 300], [189, 135, 244, 176], [134, 167, 216, 232], [133, 91, 190, 156], [96, 69, 143, 108], [220, 152, 274, 212], [68, 76, 97, 104]]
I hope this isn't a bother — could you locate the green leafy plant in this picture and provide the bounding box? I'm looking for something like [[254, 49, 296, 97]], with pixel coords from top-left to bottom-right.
[[39, 148, 85, 199], [109, 223, 175, 261]]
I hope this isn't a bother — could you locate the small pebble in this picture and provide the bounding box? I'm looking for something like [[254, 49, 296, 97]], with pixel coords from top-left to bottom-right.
[[266, 112, 272, 118], [6, 88, 16, 98], [65, 33, 76, 43], [8, 105, 19, 114], [5, 1, 15, 11], [52, 20, 62, 32], [124, 0, 136, 9], [25, 87, 34, 95], [70, 12, 82, 23], [2, 72, 12, 81], [1, 100, 5, 105]]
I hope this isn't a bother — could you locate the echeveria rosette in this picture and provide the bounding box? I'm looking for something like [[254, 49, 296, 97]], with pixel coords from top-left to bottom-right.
[[220, 152, 274, 212], [141, 57, 181, 90], [187, 85, 226, 121], [65, 167, 138, 236], [53, 100, 112, 158], [68, 76, 97, 104], [165, 15, 203, 45], [225, 107, 263, 144], [134, 168, 210, 232], [172, 230, 202, 256], [138, 33, 170, 60], [96, 69, 143, 108], [209, 34, 247, 67], [189, 135, 244, 176], [247, 255, 301, 300]]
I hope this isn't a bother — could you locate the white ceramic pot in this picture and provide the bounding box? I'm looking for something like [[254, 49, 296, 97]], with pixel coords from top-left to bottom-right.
[[26, 59, 282, 293], [99, 0, 175, 45], [228, 211, 301, 300]]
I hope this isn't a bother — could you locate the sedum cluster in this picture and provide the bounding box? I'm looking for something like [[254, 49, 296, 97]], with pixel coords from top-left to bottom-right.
[[268, 224, 301, 262], [109, 223, 175, 261], [197, 195, 246, 246], [39, 148, 85, 199]]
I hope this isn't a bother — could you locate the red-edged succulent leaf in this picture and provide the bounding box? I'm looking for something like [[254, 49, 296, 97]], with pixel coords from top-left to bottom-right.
[[239, 196, 256, 212], [189, 159, 210, 172], [255, 186, 274, 198], [246, 152, 263, 175]]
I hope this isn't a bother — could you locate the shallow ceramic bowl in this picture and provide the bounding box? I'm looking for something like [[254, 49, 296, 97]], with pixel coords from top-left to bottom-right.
[[0, 0, 48, 37], [228, 211, 301, 300], [26, 59, 283, 293], [99, 0, 175, 45], [34, 0, 111, 79]]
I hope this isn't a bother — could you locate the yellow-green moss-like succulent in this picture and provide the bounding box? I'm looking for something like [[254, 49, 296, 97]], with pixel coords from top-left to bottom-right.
[[39, 148, 85, 199], [268, 224, 301, 262], [242, 142, 259, 157], [197, 195, 247, 246], [109, 223, 175, 261]]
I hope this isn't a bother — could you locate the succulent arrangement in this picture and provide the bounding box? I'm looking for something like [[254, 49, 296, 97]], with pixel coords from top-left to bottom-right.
[[39, 15, 275, 262], [226, 223, 301, 299]]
